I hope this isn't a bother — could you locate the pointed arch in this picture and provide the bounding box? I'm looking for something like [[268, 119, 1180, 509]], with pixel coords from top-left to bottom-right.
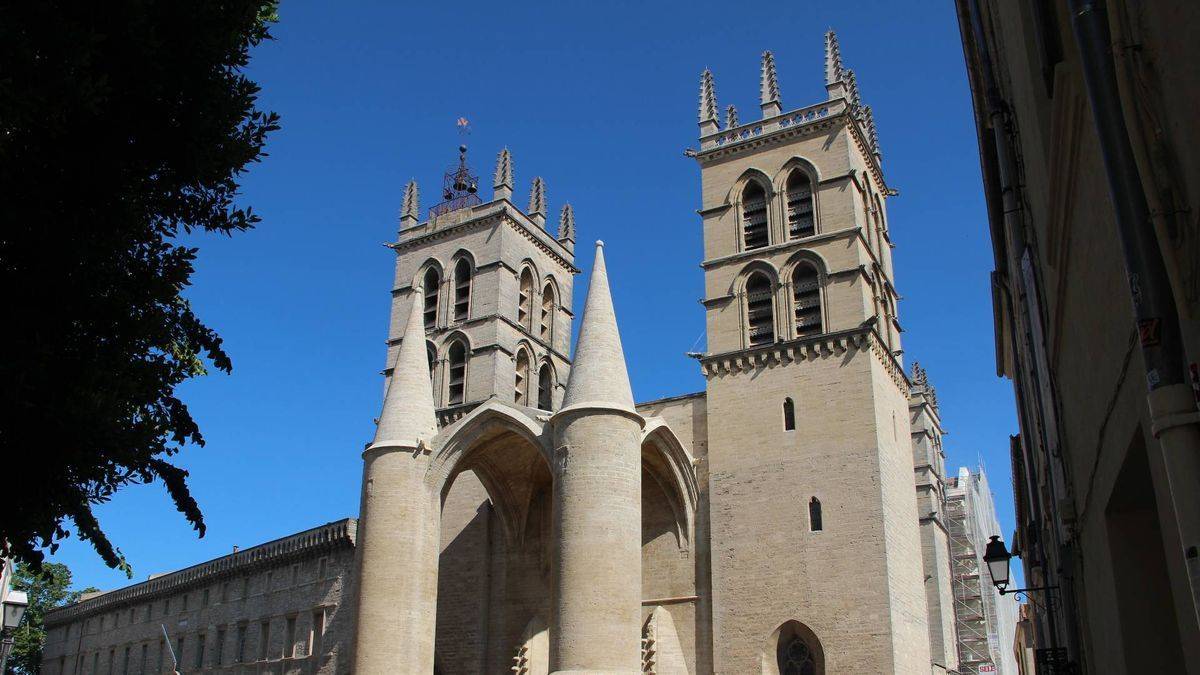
[[763, 620, 825, 675], [518, 265, 536, 332], [445, 337, 468, 405], [784, 170, 816, 239], [450, 252, 474, 323], [741, 180, 770, 251], [539, 278, 558, 343], [536, 360, 555, 410], [641, 418, 699, 551], [422, 265, 441, 329], [745, 271, 776, 346], [791, 262, 823, 337], [514, 345, 532, 406]]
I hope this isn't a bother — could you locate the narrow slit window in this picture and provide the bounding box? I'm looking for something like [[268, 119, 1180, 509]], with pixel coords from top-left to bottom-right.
[[741, 183, 769, 250], [809, 497, 823, 532], [518, 269, 534, 331], [452, 258, 471, 322], [447, 341, 467, 405], [422, 267, 440, 329], [514, 349, 530, 406], [537, 363, 553, 410], [746, 273, 775, 346], [783, 398, 796, 431], [792, 264, 822, 337], [786, 171, 815, 239], [540, 284, 555, 342]]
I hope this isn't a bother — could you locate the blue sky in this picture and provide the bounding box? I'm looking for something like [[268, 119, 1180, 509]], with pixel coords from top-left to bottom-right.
[[49, 1, 1021, 591]]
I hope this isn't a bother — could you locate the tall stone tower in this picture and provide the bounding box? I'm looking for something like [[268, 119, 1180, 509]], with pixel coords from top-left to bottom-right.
[[694, 36, 932, 672], [383, 145, 577, 423]]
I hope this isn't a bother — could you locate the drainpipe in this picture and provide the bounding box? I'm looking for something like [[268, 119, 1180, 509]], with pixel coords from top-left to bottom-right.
[[1069, 0, 1200, 627]]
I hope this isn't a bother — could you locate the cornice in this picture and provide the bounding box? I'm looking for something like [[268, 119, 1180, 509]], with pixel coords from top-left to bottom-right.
[[44, 519, 357, 627], [700, 227, 859, 270]]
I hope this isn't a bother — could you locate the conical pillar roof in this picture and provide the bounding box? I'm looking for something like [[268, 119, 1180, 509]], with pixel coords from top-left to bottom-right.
[[370, 285, 438, 450], [559, 241, 637, 416]]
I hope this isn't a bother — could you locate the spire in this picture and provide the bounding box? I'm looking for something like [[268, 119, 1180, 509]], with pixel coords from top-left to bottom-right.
[[493, 147, 514, 201], [528, 176, 546, 227], [559, 242, 635, 414], [370, 284, 437, 451], [698, 69, 719, 136], [845, 69, 862, 111], [759, 51, 782, 117], [400, 180, 419, 229], [725, 104, 739, 129], [824, 29, 846, 88], [558, 203, 576, 253], [911, 362, 928, 389]]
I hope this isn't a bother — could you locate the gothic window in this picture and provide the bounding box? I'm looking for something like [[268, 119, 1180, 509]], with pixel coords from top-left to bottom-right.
[[809, 497, 822, 532], [540, 283, 555, 342], [537, 363, 553, 410], [426, 343, 436, 378], [741, 182, 769, 250], [518, 268, 535, 331], [422, 267, 440, 329], [452, 258, 471, 322], [514, 348, 531, 406], [746, 273, 775, 346], [786, 171, 815, 239], [783, 397, 795, 431], [779, 635, 817, 675], [792, 264, 822, 337], [447, 340, 467, 405]]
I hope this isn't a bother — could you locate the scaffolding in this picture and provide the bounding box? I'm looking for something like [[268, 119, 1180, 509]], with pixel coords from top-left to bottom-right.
[[947, 467, 1019, 675]]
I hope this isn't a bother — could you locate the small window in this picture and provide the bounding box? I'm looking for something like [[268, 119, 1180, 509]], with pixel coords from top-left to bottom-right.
[[259, 621, 271, 661], [158, 639, 164, 671], [317, 557, 328, 580], [290, 564, 299, 587], [746, 273, 775, 346], [783, 398, 796, 431], [216, 627, 226, 666], [422, 267, 440, 329], [265, 571, 274, 594], [236, 625, 247, 663], [181, 593, 188, 612], [537, 363, 554, 410], [195, 632, 205, 668], [741, 182, 769, 250], [202, 587, 210, 607], [447, 340, 467, 405], [140, 644, 147, 673], [786, 171, 815, 239], [809, 497, 823, 532], [453, 258, 471, 322]]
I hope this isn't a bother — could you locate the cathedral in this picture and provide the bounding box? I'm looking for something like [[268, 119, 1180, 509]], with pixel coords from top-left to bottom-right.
[[41, 33, 963, 675]]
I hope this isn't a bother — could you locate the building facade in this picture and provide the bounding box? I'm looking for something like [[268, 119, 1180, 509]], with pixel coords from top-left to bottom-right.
[[43, 34, 989, 675], [955, 0, 1200, 673]]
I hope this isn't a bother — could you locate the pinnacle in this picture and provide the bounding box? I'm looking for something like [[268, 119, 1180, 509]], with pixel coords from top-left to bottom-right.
[[760, 51, 781, 107], [370, 284, 438, 450], [726, 104, 739, 129], [400, 180, 420, 225], [698, 69, 718, 126], [559, 242, 635, 414]]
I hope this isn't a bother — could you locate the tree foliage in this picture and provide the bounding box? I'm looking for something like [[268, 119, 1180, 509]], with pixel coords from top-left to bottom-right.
[[5, 562, 98, 675], [0, 2, 280, 572]]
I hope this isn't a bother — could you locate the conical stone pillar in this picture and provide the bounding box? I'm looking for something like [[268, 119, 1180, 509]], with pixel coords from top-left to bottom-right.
[[352, 285, 440, 674], [549, 242, 645, 674]]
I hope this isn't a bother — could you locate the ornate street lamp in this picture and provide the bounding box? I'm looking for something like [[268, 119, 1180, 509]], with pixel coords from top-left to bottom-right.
[[983, 535, 1057, 596], [0, 589, 30, 670]]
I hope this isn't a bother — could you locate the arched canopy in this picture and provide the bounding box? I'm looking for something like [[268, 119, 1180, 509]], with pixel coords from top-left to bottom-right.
[[641, 418, 699, 551]]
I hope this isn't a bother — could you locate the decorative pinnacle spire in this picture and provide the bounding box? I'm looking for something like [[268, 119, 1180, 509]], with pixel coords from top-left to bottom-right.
[[760, 51, 782, 117], [863, 105, 881, 159], [494, 147, 514, 201], [400, 180, 419, 227], [558, 203, 576, 251], [370, 284, 438, 451], [698, 69, 719, 134], [845, 69, 862, 111], [824, 29, 846, 86], [559, 241, 636, 414], [725, 104, 739, 129], [528, 176, 546, 227], [911, 362, 928, 388]]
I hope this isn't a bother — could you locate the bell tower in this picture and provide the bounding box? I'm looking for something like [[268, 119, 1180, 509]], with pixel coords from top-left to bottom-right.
[[694, 35, 931, 672], [384, 145, 578, 424]]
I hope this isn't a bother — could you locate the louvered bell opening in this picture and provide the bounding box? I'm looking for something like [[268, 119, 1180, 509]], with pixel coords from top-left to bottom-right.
[[743, 198, 769, 250], [793, 270, 822, 337], [747, 286, 775, 346], [787, 182, 815, 239]]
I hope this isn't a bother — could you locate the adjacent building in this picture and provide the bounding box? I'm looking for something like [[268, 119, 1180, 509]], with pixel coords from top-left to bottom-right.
[[955, 0, 1200, 673]]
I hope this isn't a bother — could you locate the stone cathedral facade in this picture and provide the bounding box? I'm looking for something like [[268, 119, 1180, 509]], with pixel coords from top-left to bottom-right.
[[42, 33, 964, 675]]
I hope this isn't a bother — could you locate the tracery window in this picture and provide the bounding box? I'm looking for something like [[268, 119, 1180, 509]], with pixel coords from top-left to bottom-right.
[[779, 636, 817, 675], [452, 258, 472, 322], [741, 182, 769, 250], [537, 363, 553, 410], [746, 273, 775, 346], [792, 264, 822, 337], [786, 171, 815, 239], [422, 267, 440, 329], [447, 340, 467, 405]]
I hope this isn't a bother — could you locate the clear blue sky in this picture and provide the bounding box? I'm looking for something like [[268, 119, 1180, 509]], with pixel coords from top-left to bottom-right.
[[48, 0, 1021, 591]]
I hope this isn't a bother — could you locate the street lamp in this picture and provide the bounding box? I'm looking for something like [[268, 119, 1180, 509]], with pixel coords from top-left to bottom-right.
[[982, 535, 1057, 596], [1, 589, 30, 670]]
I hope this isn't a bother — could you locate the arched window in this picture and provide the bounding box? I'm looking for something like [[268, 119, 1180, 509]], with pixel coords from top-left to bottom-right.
[[741, 182, 769, 250], [537, 363, 553, 410], [422, 267, 440, 329], [746, 273, 775, 346], [778, 635, 817, 675], [518, 268, 535, 331], [809, 497, 822, 532], [452, 258, 471, 322], [785, 171, 815, 239], [540, 283, 555, 342], [426, 342, 437, 376], [447, 340, 466, 405], [783, 398, 795, 431], [792, 264, 822, 337], [514, 348, 531, 406]]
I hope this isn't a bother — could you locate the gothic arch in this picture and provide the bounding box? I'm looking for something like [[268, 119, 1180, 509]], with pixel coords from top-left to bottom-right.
[[762, 620, 825, 675], [517, 262, 539, 333], [535, 359, 556, 411], [723, 167, 777, 206], [449, 250, 475, 323], [771, 156, 822, 189], [734, 263, 781, 348], [413, 257, 444, 286], [539, 277, 559, 344], [731, 259, 781, 295], [775, 158, 820, 240], [641, 419, 699, 551]]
